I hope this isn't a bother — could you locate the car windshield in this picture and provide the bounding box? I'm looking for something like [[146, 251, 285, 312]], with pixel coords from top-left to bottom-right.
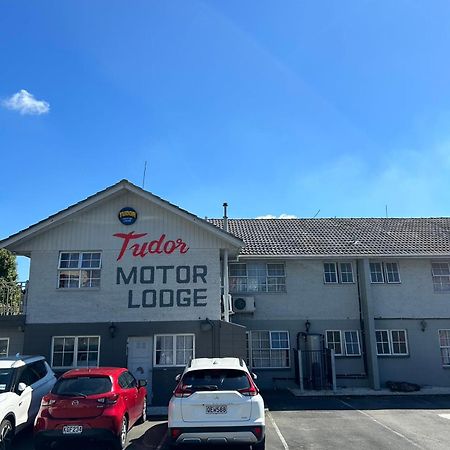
[[182, 369, 250, 392], [52, 376, 112, 396], [0, 369, 13, 393]]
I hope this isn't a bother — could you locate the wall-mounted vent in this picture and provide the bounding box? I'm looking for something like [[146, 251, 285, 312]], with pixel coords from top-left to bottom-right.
[[232, 296, 255, 313]]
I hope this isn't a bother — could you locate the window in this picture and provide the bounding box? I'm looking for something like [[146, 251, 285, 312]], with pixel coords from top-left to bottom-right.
[[323, 262, 354, 284], [375, 330, 408, 356], [370, 262, 401, 284], [51, 336, 100, 368], [248, 331, 290, 368], [432, 262, 450, 292], [58, 252, 101, 288], [325, 330, 360, 356], [370, 262, 384, 283], [154, 334, 194, 367], [439, 330, 450, 366], [229, 263, 286, 293], [118, 371, 137, 389], [0, 338, 9, 357]]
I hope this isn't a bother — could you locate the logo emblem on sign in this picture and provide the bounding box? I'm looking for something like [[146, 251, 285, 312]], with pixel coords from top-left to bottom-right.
[[118, 207, 137, 225]]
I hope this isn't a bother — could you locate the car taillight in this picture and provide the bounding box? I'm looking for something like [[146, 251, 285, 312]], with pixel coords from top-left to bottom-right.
[[173, 383, 192, 398], [97, 394, 119, 406], [41, 396, 56, 406], [252, 426, 263, 439], [171, 428, 182, 439], [239, 375, 259, 396]]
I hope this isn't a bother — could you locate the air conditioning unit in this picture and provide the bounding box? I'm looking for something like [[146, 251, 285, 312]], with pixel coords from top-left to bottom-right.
[[232, 296, 255, 313]]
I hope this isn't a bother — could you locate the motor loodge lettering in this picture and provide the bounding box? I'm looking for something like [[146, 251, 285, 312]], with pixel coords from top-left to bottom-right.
[[116, 265, 208, 309]]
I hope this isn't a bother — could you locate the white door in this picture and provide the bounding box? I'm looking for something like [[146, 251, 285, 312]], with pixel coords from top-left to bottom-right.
[[127, 336, 153, 404]]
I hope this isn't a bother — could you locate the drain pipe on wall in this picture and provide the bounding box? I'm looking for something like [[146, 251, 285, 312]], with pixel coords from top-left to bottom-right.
[[223, 202, 230, 323]]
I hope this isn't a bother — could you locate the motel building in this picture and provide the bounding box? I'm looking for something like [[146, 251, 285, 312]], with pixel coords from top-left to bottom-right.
[[1, 179, 450, 405]]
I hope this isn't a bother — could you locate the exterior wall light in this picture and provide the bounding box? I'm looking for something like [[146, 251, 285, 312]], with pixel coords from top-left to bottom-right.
[[305, 320, 311, 333], [109, 322, 117, 338], [420, 319, 427, 332]]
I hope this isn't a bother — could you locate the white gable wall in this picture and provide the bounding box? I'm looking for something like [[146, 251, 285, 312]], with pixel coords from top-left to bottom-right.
[[17, 192, 228, 323]]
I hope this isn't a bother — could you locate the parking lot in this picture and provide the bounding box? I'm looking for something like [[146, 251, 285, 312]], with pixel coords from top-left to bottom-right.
[[13, 392, 450, 450]]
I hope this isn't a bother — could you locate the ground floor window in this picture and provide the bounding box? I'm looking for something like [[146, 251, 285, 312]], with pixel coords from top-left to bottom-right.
[[375, 330, 408, 355], [0, 338, 9, 356], [51, 336, 100, 369], [439, 330, 450, 366], [325, 330, 361, 356], [154, 334, 194, 367], [247, 330, 290, 368]]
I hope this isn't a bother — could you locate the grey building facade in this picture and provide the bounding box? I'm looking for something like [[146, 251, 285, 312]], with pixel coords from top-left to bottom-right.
[[1, 180, 450, 403]]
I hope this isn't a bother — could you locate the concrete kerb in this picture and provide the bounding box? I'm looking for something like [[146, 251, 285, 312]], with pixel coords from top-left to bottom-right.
[[288, 386, 450, 397]]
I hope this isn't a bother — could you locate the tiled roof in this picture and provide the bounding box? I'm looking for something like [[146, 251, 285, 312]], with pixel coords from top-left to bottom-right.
[[208, 218, 450, 257]]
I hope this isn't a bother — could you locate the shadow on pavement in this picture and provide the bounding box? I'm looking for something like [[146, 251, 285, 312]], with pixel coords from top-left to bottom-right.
[[262, 389, 450, 411], [127, 422, 167, 449]]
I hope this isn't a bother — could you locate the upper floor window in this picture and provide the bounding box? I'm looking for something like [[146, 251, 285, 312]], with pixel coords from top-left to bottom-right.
[[154, 334, 194, 367], [323, 262, 354, 284], [375, 329, 408, 356], [431, 262, 450, 293], [370, 262, 400, 284], [325, 330, 361, 356], [51, 336, 100, 369], [439, 330, 450, 366], [229, 263, 286, 293], [58, 252, 101, 288]]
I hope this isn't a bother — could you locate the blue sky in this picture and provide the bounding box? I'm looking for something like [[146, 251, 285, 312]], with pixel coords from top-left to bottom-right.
[[1, 0, 450, 280]]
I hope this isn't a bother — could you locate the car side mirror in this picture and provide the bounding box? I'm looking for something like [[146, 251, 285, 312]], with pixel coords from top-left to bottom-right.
[[18, 382, 28, 393], [138, 379, 147, 388], [175, 374, 181, 382], [251, 372, 258, 380]]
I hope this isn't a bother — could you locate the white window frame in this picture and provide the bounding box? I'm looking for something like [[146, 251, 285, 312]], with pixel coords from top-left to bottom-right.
[[438, 329, 450, 367], [58, 251, 102, 289], [385, 262, 401, 284], [229, 262, 286, 293], [323, 263, 338, 284], [370, 262, 385, 283], [153, 334, 195, 367], [323, 262, 354, 284], [0, 338, 9, 356], [325, 330, 360, 356], [431, 262, 450, 293], [51, 335, 101, 369], [375, 329, 408, 356], [248, 330, 290, 369], [339, 262, 355, 284]]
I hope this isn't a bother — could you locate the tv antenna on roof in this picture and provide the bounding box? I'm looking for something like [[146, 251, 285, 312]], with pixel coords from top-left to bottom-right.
[[142, 161, 147, 189]]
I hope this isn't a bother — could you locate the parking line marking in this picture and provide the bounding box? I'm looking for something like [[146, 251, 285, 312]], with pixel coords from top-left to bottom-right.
[[156, 431, 168, 450], [438, 413, 450, 420], [267, 411, 289, 450], [339, 400, 422, 448]]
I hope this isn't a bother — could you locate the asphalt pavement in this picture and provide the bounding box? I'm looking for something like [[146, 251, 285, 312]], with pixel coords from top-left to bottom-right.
[[12, 391, 450, 450]]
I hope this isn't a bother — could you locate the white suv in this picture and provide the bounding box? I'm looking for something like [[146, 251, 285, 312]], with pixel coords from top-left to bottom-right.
[[168, 357, 265, 448], [0, 355, 56, 450]]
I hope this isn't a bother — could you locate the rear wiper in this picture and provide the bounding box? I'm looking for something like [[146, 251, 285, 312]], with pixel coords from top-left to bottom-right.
[[191, 385, 219, 391], [57, 392, 88, 398]]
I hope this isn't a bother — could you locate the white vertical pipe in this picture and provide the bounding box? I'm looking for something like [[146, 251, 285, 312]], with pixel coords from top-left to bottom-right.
[[223, 203, 230, 322]]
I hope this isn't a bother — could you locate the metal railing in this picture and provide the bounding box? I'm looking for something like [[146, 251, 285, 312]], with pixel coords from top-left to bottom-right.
[[0, 280, 27, 316]]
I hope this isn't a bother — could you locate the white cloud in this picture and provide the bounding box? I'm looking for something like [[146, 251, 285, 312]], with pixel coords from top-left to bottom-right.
[[2, 89, 50, 115], [256, 213, 298, 219]]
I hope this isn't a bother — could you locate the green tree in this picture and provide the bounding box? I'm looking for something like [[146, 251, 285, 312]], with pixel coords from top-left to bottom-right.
[[0, 249, 22, 315], [0, 248, 18, 282]]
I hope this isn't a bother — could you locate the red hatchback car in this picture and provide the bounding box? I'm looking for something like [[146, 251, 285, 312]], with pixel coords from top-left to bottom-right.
[[34, 367, 148, 450]]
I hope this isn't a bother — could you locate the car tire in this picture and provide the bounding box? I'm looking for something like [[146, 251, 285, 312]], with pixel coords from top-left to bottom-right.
[[34, 440, 50, 450], [253, 437, 266, 450], [115, 416, 128, 450], [137, 398, 147, 424], [0, 419, 14, 450]]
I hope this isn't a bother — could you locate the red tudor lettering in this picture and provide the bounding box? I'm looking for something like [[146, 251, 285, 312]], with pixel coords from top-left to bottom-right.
[[114, 231, 190, 260]]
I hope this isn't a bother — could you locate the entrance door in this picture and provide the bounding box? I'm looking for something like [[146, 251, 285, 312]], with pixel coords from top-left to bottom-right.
[[127, 336, 153, 404]]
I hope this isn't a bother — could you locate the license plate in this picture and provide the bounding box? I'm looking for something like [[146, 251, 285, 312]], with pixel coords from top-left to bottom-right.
[[62, 425, 83, 434], [206, 404, 227, 414]]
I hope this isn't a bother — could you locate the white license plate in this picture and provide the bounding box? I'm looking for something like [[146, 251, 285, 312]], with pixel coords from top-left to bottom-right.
[[62, 425, 83, 434], [206, 404, 227, 414]]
